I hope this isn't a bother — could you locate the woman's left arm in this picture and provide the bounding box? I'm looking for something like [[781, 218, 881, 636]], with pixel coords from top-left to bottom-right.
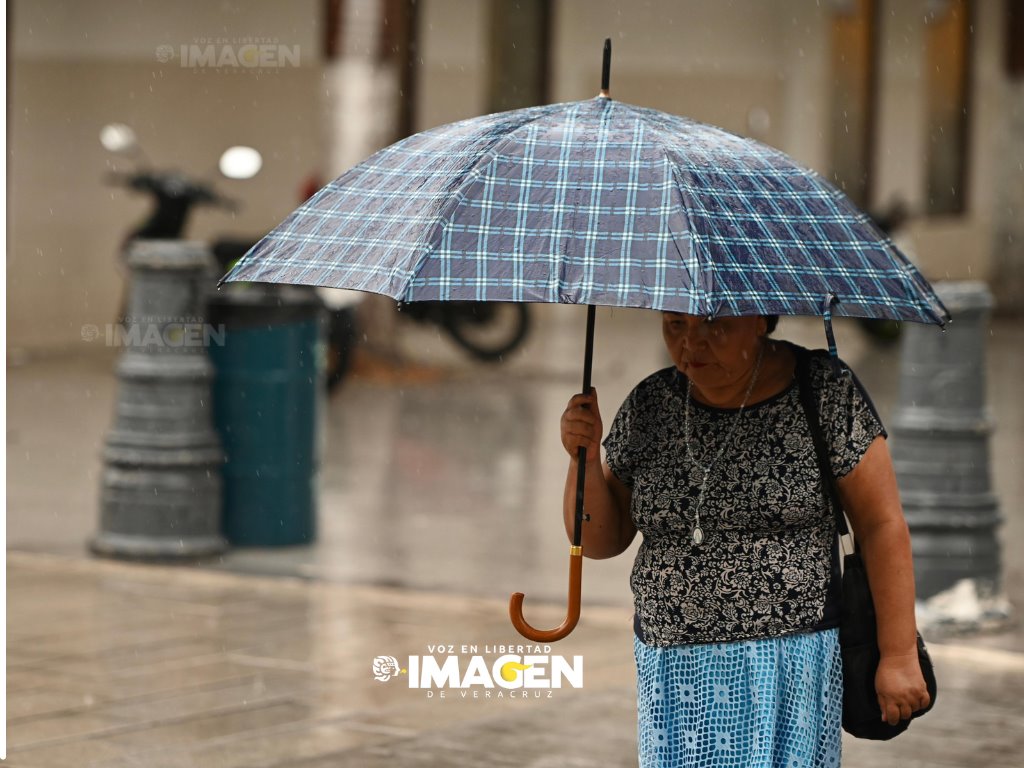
[[837, 435, 932, 725]]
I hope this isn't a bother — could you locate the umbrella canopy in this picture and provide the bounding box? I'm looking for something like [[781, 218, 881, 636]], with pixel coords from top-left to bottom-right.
[[220, 97, 948, 327]]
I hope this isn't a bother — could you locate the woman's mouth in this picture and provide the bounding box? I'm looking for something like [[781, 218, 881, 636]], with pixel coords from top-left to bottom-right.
[[687, 361, 708, 369]]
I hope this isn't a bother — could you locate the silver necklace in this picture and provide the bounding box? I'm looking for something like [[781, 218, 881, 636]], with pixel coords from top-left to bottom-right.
[[683, 342, 766, 545]]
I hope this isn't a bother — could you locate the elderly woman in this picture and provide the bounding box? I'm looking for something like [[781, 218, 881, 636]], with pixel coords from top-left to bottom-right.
[[560, 312, 930, 767]]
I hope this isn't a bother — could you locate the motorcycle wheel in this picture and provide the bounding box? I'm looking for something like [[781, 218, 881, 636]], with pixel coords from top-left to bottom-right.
[[441, 302, 531, 362]]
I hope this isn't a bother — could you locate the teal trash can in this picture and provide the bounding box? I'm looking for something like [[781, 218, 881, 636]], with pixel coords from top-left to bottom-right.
[[207, 285, 325, 545]]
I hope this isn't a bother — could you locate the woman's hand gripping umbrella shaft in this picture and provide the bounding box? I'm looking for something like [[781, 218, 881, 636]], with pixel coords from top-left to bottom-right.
[[560, 389, 637, 559], [509, 387, 636, 641]]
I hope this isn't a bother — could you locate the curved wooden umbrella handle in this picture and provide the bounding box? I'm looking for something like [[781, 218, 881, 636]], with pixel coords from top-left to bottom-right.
[[509, 547, 583, 642], [509, 305, 596, 643]]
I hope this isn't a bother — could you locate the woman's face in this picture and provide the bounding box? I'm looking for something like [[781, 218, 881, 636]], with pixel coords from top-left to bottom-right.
[[662, 313, 767, 392]]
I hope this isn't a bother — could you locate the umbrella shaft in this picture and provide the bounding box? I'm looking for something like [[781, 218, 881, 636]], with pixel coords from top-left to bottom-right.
[[581, 304, 596, 394], [573, 446, 587, 547], [601, 39, 611, 93], [573, 305, 597, 547]]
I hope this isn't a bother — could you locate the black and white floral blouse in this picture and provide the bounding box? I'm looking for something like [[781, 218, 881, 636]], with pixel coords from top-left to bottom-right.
[[603, 344, 886, 647]]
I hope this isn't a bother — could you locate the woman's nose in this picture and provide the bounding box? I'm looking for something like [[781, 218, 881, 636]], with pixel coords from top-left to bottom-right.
[[680, 321, 708, 345]]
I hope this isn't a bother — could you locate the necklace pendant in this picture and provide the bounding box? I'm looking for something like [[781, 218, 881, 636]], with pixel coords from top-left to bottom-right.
[[692, 526, 704, 545]]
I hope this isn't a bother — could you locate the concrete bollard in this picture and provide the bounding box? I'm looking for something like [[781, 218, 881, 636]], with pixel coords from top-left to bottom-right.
[[93, 240, 228, 558], [890, 280, 1008, 630]]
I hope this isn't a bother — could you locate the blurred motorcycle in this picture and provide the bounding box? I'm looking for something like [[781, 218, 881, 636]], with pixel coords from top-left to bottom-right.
[[101, 124, 358, 389], [102, 123, 258, 250], [397, 300, 531, 362]]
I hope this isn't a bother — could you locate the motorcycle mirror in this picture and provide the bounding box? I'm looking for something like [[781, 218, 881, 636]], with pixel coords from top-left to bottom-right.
[[100, 123, 138, 154], [219, 146, 263, 180]]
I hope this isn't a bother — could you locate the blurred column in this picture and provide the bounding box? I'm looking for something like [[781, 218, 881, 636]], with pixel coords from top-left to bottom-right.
[[323, 0, 415, 172], [94, 241, 227, 559], [891, 281, 1009, 630], [321, 0, 418, 360]]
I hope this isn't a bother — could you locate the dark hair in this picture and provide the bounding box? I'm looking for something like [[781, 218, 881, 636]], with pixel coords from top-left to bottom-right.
[[765, 315, 779, 334]]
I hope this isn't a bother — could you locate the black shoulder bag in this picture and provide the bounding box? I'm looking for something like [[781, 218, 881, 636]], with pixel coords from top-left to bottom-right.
[[795, 348, 937, 740]]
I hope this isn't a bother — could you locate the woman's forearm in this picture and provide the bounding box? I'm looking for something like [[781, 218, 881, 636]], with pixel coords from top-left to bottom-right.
[[839, 437, 930, 722], [838, 437, 920, 657], [858, 517, 919, 657]]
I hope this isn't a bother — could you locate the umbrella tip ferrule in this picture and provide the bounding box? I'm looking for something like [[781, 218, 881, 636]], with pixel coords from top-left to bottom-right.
[[600, 38, 611, 97]]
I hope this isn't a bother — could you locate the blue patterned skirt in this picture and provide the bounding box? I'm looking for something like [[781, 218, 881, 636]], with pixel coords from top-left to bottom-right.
[[634, 628, 842, 768]]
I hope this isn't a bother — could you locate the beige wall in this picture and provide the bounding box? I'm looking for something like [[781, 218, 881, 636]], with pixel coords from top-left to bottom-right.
[[11, 0, 322, 59], [7, 0, 1017, 352], [8, 60, 325, 351], [8, 0, 324, 351]]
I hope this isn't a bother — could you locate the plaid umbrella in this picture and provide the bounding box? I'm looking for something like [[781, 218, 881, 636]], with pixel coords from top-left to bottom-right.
[[219, 42, 949, 641], [220, 108, 947, 333]]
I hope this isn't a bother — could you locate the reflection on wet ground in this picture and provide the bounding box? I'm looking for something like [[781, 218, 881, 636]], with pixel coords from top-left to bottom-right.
[[6, 306, 1022, 611]]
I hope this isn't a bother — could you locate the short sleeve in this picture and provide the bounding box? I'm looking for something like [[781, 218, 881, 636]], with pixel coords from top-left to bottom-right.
[[815, 359, 887, 479], [602, 387, 642, 487]]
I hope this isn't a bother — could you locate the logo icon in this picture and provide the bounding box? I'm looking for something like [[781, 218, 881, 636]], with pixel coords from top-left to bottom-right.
[[372, 655, 403, 682], [499, 660, 532, 682], [155, 45, 176, 64]]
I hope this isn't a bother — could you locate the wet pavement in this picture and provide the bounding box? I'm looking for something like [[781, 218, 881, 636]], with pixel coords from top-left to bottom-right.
[[6, 305, 1024, 765]]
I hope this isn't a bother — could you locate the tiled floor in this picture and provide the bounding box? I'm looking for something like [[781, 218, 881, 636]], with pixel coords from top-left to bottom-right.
[[4, 552, 640, 767], [6, 551, 1024, 766]]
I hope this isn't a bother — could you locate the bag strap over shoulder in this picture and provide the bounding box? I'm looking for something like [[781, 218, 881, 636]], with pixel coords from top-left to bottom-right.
[[794, 347, 850, 537]]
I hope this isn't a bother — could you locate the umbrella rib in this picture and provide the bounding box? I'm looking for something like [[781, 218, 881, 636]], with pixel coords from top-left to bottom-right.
[[400, 108, 561, 301], [618, 103, 714, 315], [664, 157, 711, 315], [843, 192, 951, 324]]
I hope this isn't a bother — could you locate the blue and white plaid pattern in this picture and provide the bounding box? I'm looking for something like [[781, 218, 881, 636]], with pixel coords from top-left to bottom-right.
[[222, 98, 948, 325]]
